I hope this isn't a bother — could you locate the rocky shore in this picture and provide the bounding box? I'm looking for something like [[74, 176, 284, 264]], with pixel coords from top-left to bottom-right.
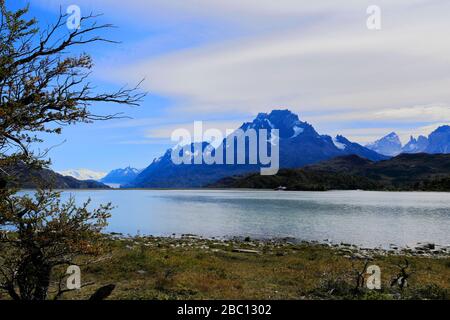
[[108, 233, 450, 259]]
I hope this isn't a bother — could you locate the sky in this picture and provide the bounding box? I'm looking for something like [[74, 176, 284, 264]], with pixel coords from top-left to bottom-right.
[[10, 0, 450, 173]]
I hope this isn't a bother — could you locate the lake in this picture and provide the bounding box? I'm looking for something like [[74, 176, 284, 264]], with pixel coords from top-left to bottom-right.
[[25, 189, 450, 248]]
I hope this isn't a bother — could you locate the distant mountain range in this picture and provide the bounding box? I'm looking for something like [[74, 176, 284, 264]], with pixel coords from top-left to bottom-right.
[[101, 166, 141, 185], [366, 125, 450, 156], [124, 110, 387, 188], [54, 166, 142, 186], [9, 108, 450, 190], [57, 168, 106, 181], [212, 153, 450, 191], [2, 163, 109, 189]]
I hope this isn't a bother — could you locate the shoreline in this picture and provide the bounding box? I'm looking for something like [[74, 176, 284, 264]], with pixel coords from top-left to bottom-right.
[[108, 233, 450, 259], [19, 187, 450, 193]]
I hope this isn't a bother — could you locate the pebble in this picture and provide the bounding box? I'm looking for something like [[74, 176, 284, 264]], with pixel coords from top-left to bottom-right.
[[113, 235, 449, 258]]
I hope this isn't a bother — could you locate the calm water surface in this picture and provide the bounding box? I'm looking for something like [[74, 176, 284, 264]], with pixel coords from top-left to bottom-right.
[[28, 190, 450, 248]]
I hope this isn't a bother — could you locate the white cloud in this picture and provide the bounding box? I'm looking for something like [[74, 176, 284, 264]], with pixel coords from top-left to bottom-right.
[[34, 0, 450, 146], [35, 1, 450, 118], [145, 120, 244, 140], [306, 104, 450, 124], [95, 0, 450, 119], [115, 139, 170, 145], [37, 0, 430, 24], [335, 122, 450, 145]]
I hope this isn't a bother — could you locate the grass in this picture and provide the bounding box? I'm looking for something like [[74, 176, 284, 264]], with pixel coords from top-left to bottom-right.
[[58, 236, 449, 300]]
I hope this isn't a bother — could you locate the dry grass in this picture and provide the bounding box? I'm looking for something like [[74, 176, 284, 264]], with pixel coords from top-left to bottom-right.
[[60, 237, 449, 300]]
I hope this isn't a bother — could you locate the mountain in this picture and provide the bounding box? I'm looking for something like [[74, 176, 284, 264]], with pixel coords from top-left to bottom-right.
[[332, 135, 384, 161], [426, 125, 450, 154], [57, 168, 106, 181], [125, 109, 387, 188], [2, 163, 109, 189], [368, 125, 450, 155], [366, 132, 402, 156], [101, 166, 141, 185], [212, 153, 450, 191], [402, 135, 429, 153]]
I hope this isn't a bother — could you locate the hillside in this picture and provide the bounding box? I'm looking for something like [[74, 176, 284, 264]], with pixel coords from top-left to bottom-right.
[[212, 168, 379, 191], [1, 163, 110, 189], [212, 154, 450, 191]]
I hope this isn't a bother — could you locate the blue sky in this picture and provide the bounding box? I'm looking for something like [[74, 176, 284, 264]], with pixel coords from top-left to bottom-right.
[[12, 0, 450, 173]]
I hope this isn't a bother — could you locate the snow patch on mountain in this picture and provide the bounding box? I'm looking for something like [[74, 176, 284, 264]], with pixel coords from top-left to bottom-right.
[[402, 135, 429, 153], [265, 118, 274, 129], [366, 132, 402, 156], [58, 169, 106, 181], [101, 166, 141, 184], [291, 125, 304, 138], [332, 137, 346, 150]]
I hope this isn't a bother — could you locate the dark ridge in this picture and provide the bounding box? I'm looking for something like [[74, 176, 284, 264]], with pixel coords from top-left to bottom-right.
[[1, 163, 110, 189], [211, 153, 450, 191]]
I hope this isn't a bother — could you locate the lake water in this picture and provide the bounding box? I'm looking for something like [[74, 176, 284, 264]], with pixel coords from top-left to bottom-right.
[[25, 190, 450, 248]]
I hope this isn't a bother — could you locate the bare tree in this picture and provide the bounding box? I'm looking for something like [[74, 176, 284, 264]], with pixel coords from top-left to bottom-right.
[[390, 259, 414, 291], [0, 1, 145, 300], [351, 259, 370, 295], [0, 1, 144, 168]]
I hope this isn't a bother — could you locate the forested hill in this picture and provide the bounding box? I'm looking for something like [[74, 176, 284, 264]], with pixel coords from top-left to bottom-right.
[[211, 154, 450, 191]]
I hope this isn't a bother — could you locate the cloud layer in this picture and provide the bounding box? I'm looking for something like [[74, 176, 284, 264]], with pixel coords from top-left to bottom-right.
[[36, 0, 450, 144]]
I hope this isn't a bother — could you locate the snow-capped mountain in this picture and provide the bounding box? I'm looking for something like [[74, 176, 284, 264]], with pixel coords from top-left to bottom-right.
[[333, 135, 384, 160], [366, 132, 402, 156], [58, 169, 106, 181], [125, 110, 386, 188], [426, 125, 450, 154], [369, 125, 450, 155], [101, 166, 141, 185], [402, 135, 429, 153]]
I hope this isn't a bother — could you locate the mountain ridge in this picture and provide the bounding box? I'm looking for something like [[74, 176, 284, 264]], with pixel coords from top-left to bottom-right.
[[366, 125, 450, 155], [101, 166, 141, 185], [1, 163, 110, 189], [125, 109, 387, 188]]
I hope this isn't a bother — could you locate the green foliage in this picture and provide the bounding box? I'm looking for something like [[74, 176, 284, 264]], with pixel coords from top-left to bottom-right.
[[407, 284, 449, 300], [0, 189, 112, 300], [0, 0, 143, 300]]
